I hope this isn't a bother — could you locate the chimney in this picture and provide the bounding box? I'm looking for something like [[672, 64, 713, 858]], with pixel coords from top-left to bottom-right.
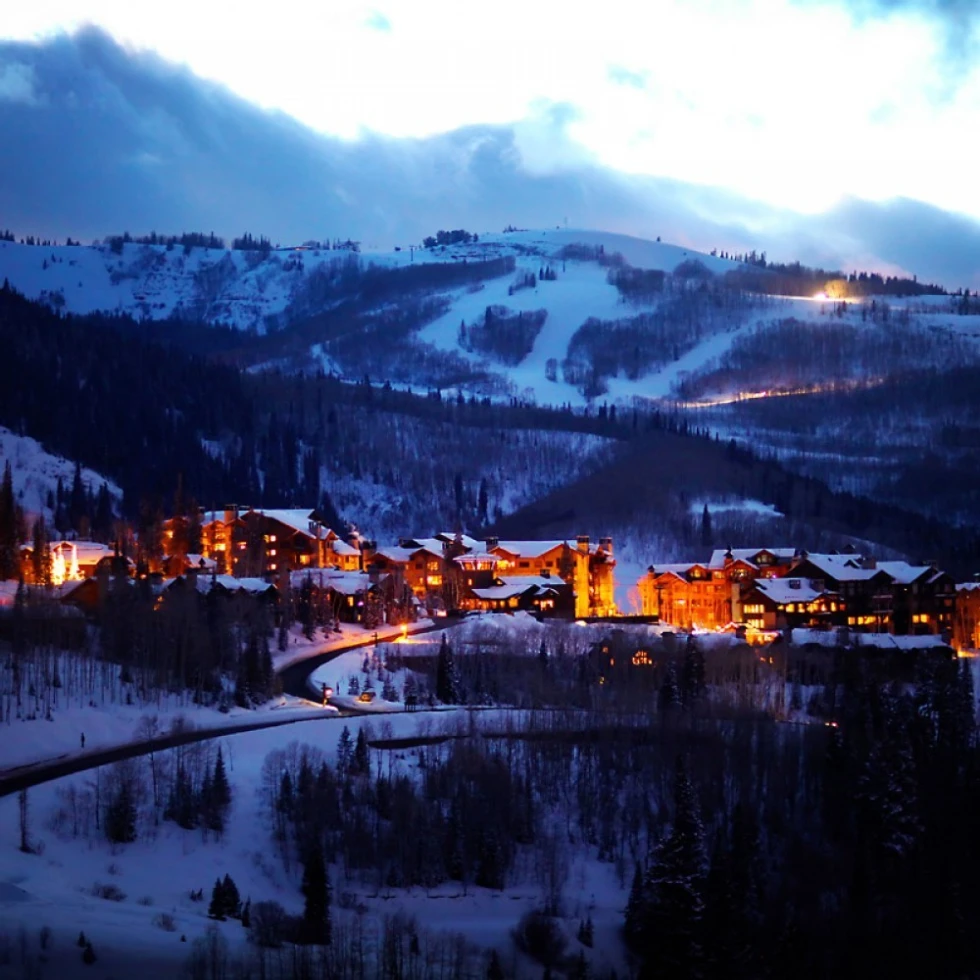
[[223, 504, 239, 525], [486, 536, 499, 551], [347, 532, 361, 551], [789, 579, 801, 590], [576, 534, 590, 554], [599, 536, 613, 556]]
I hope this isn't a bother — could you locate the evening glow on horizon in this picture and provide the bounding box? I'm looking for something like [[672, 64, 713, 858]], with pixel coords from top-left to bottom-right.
[[3, 0, 980, 221]]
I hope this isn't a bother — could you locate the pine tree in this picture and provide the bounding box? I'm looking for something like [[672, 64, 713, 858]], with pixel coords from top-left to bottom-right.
[[337, 726, 354, 777], [478, 478, 490, 524], [299, 844, 332, 945], [213, 748, 231, 808], [659, 661, 681, 715], [436, 634, 461, 704], [222, 874, 241, 919], [30, 516, 51, 585], [105, 779, 137, 844], [208, 877, 226, 919], [487, 949, 505, 980], [700, 505, 712, 548], [625, 861, 645, 946], [681, 638, 706, 708], [353, 728, 370, 776], [0, 460, 19, 580], [640, 760, 707, 977]]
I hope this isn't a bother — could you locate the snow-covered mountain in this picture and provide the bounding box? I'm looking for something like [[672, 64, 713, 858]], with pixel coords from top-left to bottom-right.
[[4, 228, 979, 411]]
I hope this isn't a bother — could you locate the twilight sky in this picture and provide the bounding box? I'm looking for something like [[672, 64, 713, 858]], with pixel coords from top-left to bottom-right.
[[2, 1, 979, 284]]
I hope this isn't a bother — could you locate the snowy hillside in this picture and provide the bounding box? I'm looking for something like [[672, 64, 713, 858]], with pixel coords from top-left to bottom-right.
[[0, 426, 122, 522], [0, 230, 727, 329]]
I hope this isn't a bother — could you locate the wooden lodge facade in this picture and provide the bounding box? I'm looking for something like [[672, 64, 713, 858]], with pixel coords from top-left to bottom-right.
[[639, 547, 957, 638]]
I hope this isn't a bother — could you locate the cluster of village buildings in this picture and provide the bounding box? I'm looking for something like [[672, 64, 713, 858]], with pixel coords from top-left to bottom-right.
[[15, 506, 617, 623], [11, 507, 980, 650]]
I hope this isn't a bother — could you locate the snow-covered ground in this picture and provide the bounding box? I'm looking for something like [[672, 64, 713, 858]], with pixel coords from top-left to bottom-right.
[[0, 426, 121, 524], [0, 708, 628, 980]]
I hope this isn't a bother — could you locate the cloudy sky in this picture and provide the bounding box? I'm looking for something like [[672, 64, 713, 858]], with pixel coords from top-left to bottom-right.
[[2, 1, 979, 283]]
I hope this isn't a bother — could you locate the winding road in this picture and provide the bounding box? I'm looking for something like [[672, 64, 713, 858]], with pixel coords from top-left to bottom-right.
[[0, 620, 454, 799]]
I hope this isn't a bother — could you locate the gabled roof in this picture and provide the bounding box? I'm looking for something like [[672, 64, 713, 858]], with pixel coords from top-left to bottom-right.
[[331, 540, 360, 556], [471, 576, 561, 601], [201, 508, 335, 541], [48, 540, 115, 563], [753, 577, 829, 605], [184, 554, 218, 571], [289, 569, 379, 595], [373, 545, 439, 564], [708, 547, 798, 570], [489, 540, 567, 559], [455, 552, 499, 565], [253, 509, 335, 541], [876, 561, 934, 585], [796, 556, 883, 582], [431, 532, 482, 551], [647, 562, 712, 579], [187, 574, 275, 595]]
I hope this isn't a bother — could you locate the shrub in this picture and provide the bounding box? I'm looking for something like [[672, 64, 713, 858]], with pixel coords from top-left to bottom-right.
[[249, 901, 289, 949], [512, 910, 567, 967], [154, 913, 177, 933], [91, 882, 126, 902]]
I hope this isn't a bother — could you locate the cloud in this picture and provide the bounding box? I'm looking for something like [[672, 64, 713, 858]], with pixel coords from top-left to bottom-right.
[[0, 27, 976, 289], [607, 65, 647, 90], [365, 9, 391, 31], [0, 61, 40, 104], [795, 0, 980, 68]]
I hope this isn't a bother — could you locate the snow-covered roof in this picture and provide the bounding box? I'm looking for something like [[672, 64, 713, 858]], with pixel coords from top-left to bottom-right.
[[647, 562, 710, 577], [804, 553, 863, 568], [200, 508, 334, 541], [374, 546, 435, 564], [288, 569, 379, 594], [876, 561, 933, 585], [455, 552, 499, 565], [489, 540, 567, 559], [792, 628, 950, 650], [957, 582, 980, 593], [49, 540, 114, 563], [331, 540, 360, 556], [184, 554, 217, 571], [254, 509, 334, 541], [414, 533, 481, 553], [754, 578, 828, 605], [189, 574, 274, 595], [798, 556, 882, 582], [472, 577, 560, 600], [707, 547, 798, 570]]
